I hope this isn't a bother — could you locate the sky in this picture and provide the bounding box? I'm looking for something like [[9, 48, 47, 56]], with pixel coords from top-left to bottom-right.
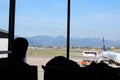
[[0, 0, 120, 40]]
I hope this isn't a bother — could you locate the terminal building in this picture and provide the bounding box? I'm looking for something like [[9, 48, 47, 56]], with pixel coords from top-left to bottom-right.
[[0, 29, 8, 58], [0, 29, 8, 51]]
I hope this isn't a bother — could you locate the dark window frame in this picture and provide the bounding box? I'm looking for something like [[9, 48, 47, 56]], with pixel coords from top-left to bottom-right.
[[0, 0, 15, 54]]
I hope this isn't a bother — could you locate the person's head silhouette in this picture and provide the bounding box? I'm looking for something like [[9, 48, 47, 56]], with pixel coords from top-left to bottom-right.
[[42, 56, 81, 80], [10, 37, 28, 61]]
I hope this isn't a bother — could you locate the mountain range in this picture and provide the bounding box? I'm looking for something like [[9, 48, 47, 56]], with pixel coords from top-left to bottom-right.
[[26, 35, 120, 48]]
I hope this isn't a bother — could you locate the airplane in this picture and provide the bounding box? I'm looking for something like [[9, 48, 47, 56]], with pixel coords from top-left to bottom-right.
[[97, 37, 120, 66]]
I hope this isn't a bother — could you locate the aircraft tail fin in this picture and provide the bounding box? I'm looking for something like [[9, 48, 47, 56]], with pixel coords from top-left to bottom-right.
[[103, 37, 107, 51]]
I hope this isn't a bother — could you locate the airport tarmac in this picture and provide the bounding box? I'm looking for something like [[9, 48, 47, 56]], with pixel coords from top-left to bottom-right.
[[26, 56, 84, 80], [26, 56, 52, 80]]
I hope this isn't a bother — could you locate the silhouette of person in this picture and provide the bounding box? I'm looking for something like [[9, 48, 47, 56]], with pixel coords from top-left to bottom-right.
[[8, 37, 29, 67], [42, 56, 81, 80], [0, 37, 29, 66], [80, 62, 120, 80], [0, 37, 37, 80], [42, 56, 120, 80]]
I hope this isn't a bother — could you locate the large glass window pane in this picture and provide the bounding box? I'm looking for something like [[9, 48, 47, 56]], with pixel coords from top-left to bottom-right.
[[15, 0, 67, 80], [70, 0, 120, 67], [0, 0, 9, 57]]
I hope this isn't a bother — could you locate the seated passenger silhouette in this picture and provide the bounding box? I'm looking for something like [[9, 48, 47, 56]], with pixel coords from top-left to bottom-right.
[[0, 37, 29, 66], [42, 56, 120, 80], [0, 37, 37, 80], [42, 56, 81, 80], [80, 62, 120, 80]]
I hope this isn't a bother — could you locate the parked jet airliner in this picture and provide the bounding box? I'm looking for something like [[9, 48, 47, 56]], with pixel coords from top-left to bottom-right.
[[98, 38, 120, 66]]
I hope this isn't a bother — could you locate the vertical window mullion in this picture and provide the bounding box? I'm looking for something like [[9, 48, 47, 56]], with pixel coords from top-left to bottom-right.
[[67, 0, 71, 59], [8, 0, 16, 55]]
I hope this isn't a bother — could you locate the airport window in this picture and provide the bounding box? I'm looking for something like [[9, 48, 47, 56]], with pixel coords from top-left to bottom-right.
[[0, 0, 120, 80], [70, 0, 120, 67], [14, 2, 68, 79], [3, 0, 120, 67], [15, 0, 67, 67]]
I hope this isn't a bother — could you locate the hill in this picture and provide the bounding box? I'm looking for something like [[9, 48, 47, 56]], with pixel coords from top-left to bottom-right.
[[26, 35, 120, 48]]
